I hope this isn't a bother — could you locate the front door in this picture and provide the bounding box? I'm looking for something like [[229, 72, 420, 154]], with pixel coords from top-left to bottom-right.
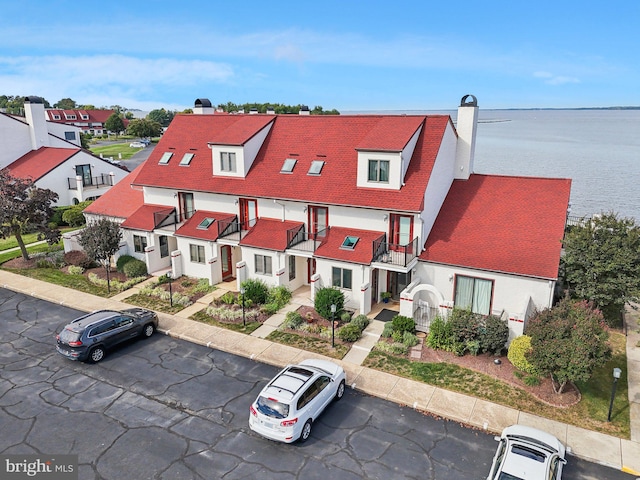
[[371, 268, 379, 306], [159, 235, 169, 258], [388, 271, 411, 300], [221, 245, 233, 280]]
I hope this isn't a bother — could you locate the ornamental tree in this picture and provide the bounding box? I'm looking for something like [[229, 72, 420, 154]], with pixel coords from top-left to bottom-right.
[[526, 297, 611, 394], [0, 171, 60, 260], [77, 218, 122, 293], [126, 118, 163, 139], [104, 113, 126, 136], [562, 212, 640, 326]]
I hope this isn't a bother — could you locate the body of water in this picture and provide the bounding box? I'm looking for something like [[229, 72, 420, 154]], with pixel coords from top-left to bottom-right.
[[471, 109, 640, 222]]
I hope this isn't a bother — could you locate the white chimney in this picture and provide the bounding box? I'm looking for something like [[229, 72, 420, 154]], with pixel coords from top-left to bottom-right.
[[24, 96, 49, 150], [454, 94, 478, 180], [193, 98, 214, 115], [249, 108, 258, 115], [299, 105, 310, 115]]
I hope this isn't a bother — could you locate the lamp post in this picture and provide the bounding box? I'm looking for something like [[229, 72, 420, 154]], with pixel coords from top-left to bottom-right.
[[607, 367, 622, 422], [167, 272, 173, 307], [240, 287, 246, 327], [331, 304, 337, 348]]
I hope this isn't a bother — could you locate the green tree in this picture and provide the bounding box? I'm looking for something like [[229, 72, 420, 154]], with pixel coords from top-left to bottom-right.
[[526, 297, 611, 394], [77, 218, 123, 293], [0, 171, 60, 260], [147, 108, 175, 127], [105, 113, 126, 137], [54, 98, 77, 109], [126, 118, 163, 139], [562, 212, 640, 326]]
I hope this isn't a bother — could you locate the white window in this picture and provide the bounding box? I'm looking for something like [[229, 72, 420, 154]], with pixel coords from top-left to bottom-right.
[[221, 152, 236, 172], [454, 275, 493, 315], [368, 159, 389, 182], [308, 160, 324, 175], [159, 152, 173, 164], [255, 254, 272, 275], [179, 153, 195, 166], [190, 244, 205, 264], [133, 235, 147, 253], [332, 267, 352, 290], [281, 158, 297, 173]]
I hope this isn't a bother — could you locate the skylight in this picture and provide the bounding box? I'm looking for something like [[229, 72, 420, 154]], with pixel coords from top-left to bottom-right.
[[158, 152, 173, 164], [196, 217, 215, 230], [281, 158, 297, 173], [179, 153, 195, 166], [308, 160, 324, 175], [341, 236, 359, 250]]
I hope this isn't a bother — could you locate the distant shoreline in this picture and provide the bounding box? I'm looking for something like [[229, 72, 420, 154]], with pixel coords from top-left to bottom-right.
[[345, 106, 640, 115]]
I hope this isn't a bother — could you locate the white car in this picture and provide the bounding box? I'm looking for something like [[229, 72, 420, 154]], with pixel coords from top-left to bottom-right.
[[249, 358, 346, 443], [487, 425, 567, 480], [129, 141, 146, 148]]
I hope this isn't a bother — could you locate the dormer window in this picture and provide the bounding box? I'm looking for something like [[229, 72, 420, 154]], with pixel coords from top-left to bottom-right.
[[368, 159, 389, 182], [65, 113, 76, 120], [179, 153, 195, 166], [308, 160, 324, 176], [281, 158, 297, 173], [197, 217, 215, 229], [341, 236, 359, 250], [158, 152, 173, 164], [81, 115, 89, 120], [52, 114, 61, 120], [220, 152, 236, 172]]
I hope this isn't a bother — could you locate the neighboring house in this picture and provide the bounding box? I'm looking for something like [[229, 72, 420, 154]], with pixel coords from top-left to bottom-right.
[[0, 97, 129, 205], [82, 96, 571, 339], [45, 107, 127, 136]]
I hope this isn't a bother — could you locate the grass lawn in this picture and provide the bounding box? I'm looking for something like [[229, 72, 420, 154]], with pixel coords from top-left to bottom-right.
[[266, 330, 350, 360], [0, 227, 80, 252], [89, 142, 143, 161], [3, 267, 113, 297], [363, 331, 630, 438], [123, 292, 193, 315], [190, 310, 263, 334]]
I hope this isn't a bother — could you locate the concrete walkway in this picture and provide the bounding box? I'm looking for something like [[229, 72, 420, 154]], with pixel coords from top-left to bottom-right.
[[1, 269, 639, 475]]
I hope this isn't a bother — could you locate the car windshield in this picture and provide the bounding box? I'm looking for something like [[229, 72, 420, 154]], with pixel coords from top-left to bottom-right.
[[498, 474, 524, 480], [511, 445, 546, 462], [256, 396, 290, 419], [59, 329, 80, 344]]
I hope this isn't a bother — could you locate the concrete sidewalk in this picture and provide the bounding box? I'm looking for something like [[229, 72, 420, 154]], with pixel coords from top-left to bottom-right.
[[1, 269, 639, 475]]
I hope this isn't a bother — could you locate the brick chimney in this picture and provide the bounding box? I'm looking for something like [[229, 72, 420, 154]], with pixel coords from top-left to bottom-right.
[[454, 94, 478, 180], [24, 96, 49, 150]]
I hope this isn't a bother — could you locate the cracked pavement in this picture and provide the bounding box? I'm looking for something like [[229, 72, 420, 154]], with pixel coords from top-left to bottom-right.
[[0, 288, 633, 479]]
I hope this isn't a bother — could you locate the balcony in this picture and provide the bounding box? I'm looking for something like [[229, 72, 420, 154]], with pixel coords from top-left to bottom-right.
[[217, 216, 253, 242], [372, 236, 418, 267], [67, 173, 114, 190], [286, 225, 329, 253]]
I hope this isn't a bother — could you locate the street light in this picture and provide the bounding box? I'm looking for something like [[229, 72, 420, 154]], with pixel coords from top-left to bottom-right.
[[167, 272, 173, 307], [607, 367, 622, 422], [331, 304, 337, 348], [240, 287, 246, 327]]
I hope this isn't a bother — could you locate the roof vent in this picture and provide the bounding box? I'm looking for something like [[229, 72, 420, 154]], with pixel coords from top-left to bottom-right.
[[459, 94, 478, 107]]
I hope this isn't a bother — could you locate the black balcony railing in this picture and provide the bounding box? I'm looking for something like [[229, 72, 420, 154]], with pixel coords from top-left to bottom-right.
[[218, 216, 240, 238], [286, 225, 329, 252], [154, 207, 178, 229], [67, 173, 113, 190], [372, 236, 418, 267]]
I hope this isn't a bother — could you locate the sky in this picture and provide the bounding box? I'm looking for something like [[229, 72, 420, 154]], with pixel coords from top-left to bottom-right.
[[1, 1, 638, 112]]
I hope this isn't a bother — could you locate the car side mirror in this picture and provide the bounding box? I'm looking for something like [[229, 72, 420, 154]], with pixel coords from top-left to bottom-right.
[[494, 436, 501, 442]]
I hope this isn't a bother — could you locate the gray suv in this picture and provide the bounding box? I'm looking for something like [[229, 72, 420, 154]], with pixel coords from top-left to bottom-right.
[[56, 308, 158, 363]]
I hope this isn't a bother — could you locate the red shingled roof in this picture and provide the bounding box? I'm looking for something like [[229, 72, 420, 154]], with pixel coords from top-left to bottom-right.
[[208, 115, 275, 145], [174, 211, 237, 241], [5, 147, 80, 180], [132, 114, 450, 212], [121, 204, 174, 232], [314, 227, 385, 265], [420, 174, 572, 279], [239, 218, 303, 251], [83, 164, 145, 219]]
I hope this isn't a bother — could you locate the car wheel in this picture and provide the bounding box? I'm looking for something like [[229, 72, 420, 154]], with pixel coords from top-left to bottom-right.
[[335, 380, 345, 401], [89, 346, 105, 363], [299, 419, 312, 443], [142, 323, 155, 338]]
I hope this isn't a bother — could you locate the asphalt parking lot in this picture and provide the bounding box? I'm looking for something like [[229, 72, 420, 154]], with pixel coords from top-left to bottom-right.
[[0, 288, 634, 479]]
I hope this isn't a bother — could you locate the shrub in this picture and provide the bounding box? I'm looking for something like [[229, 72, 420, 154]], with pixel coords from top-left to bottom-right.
[[391, 315, 415, 334], [381, 322, 394, 338], [341, 311, 352, 322], [67, 265, 84, 275], [450, 308, 481, 344], [218, 291, 236, 304], [192, 278, 213, 294], [350, 314, 370, 331], [402, 331, 419, 347], [116, 254, 135, 273], [241, 278, 269, 305], [426, 316, 455, 351], [466, 339, 481, 356], [507, 335, 538, 374], [260, 303, 280, 316], [480, 315, 509, 354], [374, 340, 408, 355], [267, 285, 292, 309], [314, 287, 345, 319], [62, 208, 85, 227], [64, 250, 94, 268], [282, 311, 304, 330], [50, 206, 71, 227], [123, 259, 147, 278], [337, 322, 362, 342]]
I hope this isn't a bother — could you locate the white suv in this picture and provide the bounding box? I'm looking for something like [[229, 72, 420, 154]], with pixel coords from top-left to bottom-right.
[[249, 359, 346, 443]]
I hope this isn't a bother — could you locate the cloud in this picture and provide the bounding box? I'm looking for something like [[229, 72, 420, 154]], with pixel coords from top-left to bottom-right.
[[534, 71, 580, 85]]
